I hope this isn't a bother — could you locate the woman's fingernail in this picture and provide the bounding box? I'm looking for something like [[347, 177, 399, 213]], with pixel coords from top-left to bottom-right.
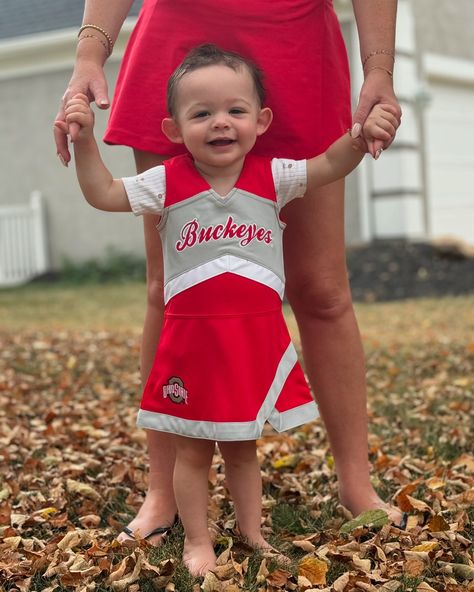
[[57, 153, 68, 167], [99, 99, 109, 106], [352, 123, 362, 138], [375, 148, 383, 160]]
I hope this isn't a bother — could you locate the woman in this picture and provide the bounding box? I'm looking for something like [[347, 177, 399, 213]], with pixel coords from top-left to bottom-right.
[[54, 0, 403, 544]]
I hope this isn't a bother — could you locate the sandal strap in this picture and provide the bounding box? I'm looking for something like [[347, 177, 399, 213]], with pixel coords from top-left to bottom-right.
[[122, 514, 179, 541], [121, 526, 136, 540]]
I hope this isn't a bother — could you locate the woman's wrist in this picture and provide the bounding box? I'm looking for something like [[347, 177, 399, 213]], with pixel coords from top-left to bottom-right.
[[364, 66, 393, 80], [75, 38, 108, 67], [362, 51, 395, 80]]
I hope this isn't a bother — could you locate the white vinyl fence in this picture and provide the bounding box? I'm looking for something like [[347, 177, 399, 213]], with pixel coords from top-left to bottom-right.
[[0, 191, 49, 287]]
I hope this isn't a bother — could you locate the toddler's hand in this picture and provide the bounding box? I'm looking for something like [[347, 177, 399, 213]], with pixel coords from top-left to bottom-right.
[[363, 103, 399, 159], [54, 93, 95, 143]]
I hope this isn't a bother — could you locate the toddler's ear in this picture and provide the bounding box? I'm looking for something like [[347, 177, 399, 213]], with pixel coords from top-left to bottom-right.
[[162, 118, 184, 144], [256, 107, 273, 137]]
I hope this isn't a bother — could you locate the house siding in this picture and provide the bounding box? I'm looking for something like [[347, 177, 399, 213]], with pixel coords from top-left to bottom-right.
[[0, 63, 146, 268], [413, 0, 474, 61]]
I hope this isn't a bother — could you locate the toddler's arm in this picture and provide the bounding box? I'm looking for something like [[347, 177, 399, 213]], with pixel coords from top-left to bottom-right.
[[54, 93, 131, 212], [305, 103, 399, 193]]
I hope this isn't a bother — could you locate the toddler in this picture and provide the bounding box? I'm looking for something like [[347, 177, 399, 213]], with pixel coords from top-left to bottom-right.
[[57, 44, 398, 576]]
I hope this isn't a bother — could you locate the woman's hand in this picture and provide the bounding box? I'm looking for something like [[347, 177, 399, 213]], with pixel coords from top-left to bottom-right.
[[351, 68, 402, 158], [54, 60, 110, 166]]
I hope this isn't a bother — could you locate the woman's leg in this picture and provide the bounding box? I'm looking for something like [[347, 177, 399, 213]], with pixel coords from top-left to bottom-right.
[[174, 436, 217, 576], [218, 440, 270, 549], [117, 150, 178, 544], [282, 179, 402, 524]]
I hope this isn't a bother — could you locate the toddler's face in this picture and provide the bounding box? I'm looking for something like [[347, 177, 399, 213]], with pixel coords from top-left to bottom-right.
[[163, 64, 271, 172]]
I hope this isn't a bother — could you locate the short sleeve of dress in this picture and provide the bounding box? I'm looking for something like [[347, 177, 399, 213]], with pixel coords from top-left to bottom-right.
[[271, 158, 307, 210], [122, 165, 166, 216]]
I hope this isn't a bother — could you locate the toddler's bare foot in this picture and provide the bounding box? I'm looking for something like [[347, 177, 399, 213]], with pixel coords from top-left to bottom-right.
[[183, 538, 217, 577]]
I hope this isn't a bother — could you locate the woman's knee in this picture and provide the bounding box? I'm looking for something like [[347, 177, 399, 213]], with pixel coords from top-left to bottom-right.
[[286, 272, 353, 321]]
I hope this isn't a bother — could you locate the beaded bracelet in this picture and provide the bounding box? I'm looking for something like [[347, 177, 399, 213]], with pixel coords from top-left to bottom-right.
[[364, 66, 393, 79], [362, 48, 395, 68], [78, 34, 109, 56], [78, 24, 113, 56]]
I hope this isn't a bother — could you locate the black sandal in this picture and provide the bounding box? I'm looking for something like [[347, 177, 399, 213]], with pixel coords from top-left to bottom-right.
[[394, 512, 408, 530], [121, 514, 179, 542]]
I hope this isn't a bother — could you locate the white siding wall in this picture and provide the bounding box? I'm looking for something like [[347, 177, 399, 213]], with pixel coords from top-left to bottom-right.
[[0, 26, 145, 269], [423, 54, 474, 245]]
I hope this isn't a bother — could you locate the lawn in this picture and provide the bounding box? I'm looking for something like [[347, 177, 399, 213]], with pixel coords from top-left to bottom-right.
[[0, 284, 473, 591]]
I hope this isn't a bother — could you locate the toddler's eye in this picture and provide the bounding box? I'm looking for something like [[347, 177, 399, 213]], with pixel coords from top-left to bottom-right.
[[193, 111, 209, 118], [230, 108, 245, 115]]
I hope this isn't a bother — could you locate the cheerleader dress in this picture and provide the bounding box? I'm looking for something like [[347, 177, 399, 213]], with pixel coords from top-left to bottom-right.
[[105, 0, 351, 158], [122, 153, 319, 440]]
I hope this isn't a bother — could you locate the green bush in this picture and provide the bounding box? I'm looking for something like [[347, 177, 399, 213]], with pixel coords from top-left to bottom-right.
[[58, 248, 146, 284]]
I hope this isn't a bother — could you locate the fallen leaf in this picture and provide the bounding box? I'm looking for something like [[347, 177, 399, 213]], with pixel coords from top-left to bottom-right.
[[428, 514, 449, 532], [410, 542, 438, 552], [298, 556, 328, 586], [272, 454, 299, 469], [340, 509, 389, 533], [66, 479, 102, 501]]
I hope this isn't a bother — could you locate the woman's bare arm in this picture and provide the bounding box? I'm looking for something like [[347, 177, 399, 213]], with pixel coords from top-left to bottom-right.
[[54, 0, 135, 164], [351, 0, 401, 156]]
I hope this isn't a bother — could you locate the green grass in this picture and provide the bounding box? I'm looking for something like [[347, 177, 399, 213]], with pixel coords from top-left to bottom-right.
[[1, 282, 473, 343], [0, 281, 147, 331]]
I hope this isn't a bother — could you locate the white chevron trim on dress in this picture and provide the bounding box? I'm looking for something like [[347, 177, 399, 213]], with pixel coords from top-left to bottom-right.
[[136, 341, 318, 440], [164, 254, 285, 304]]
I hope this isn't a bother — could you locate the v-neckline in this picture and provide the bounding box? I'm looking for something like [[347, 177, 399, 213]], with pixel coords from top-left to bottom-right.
[[186, 154, 248, 203]]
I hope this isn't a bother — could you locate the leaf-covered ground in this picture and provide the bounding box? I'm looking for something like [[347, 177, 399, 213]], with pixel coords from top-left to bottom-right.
[[0, 293, 473, 591]]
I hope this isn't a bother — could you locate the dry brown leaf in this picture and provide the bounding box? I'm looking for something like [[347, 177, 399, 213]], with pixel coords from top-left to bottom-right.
[[292, 539, 316, 552], [428, 514, 450, 532], [352, 555, 372, 572], [404, 559, 425, 577], [452, 454, 474, 472], [425, 477, 446, 490], [416, 583, 438, 592], [298, 556, 328, 586], [410, 542, 439, 552], [332, 572, 351, 592], [212, 564, 235, 579], [66, 479, 102, 502], [109, 553, 143, 591], [256, 558, 269, 583], [200, 571, 221, 592], [405, 495, 432, 512], [266, 568, 291, 587]]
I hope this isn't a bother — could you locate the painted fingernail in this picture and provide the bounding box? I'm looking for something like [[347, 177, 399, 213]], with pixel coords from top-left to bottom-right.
[[351, 123, 362, 138], [99, 99, 109, 106], [375, 148, 383, 160], [57, 153, 68, 167]]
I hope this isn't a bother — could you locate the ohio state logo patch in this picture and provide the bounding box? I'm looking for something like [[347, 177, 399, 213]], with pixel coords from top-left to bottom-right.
[[162, 376, 188, 404]]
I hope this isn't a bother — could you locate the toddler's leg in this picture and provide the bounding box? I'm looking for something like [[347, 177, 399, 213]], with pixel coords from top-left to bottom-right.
[[173, 435, 217, 576], [218, 440, 271, 549]]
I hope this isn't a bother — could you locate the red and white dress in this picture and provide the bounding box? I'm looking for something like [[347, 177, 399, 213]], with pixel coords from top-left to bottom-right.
[[123, 154, 318, 440]]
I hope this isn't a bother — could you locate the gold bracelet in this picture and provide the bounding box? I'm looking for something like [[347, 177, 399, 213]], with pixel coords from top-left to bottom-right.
[[78, 24, 113, 56], [364, 66, 393, 79], [78, 34, 110, 57], [362, 48, 395, 68]]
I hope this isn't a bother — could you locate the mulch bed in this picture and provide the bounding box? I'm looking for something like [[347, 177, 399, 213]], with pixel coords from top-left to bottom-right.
[[347, 240, 474, 302]]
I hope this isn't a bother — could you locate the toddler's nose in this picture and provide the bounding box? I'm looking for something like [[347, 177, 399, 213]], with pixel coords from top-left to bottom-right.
[[212, 113, 230, 129]]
